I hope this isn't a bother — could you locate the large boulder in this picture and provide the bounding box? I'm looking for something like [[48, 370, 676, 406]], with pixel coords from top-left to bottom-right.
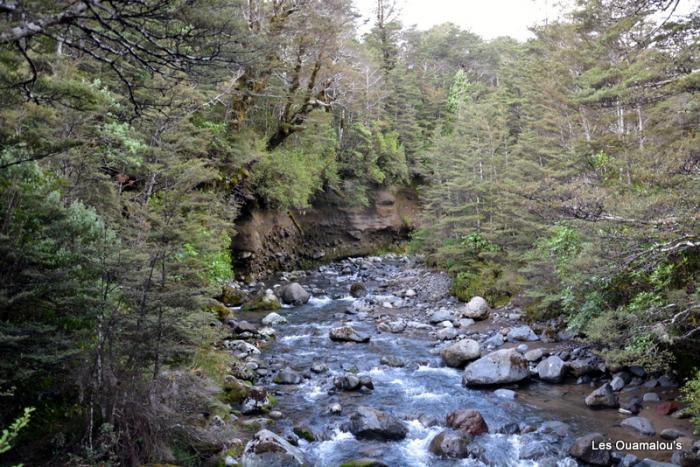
[[240, 429, 308, 467], [569, 432, 610, 466], [329, 326, 370, 343], [536, 356, 567, 383], [446, 409, 489, 435], [462, 296, 490, 320], [441, 339, 481, 368], [345, 406, 408, 441], [462, 349, 529, 386], [242, 289, 282, 311], [621, 416, 656, 436], [428, 430, 472, 459], [279, 282, 311, 306], [507, 325, 539, 342], [585, 383, 618, 408]]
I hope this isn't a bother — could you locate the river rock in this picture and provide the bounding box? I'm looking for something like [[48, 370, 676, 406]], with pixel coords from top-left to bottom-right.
[[334, 374, 362, 391], [660, 428, 684, 440], [226, 340, 261, 356], [278, 282, 310, 305], [329, 326, 370, 343], [338, 459, 387, 467], [569, 432, 610, 465], [507, 325, 539, 342], [377, 319, 406, 333], [610, 375, 625, 391], [240, 429, 308, 467], [642, 392, 660, 402], [429, 309, 454, 324], [441, 339, 481, 368], [242, 289, 282, 311], [462, 296, 490, 320], [329, 403, 342, 414], [494, 388, 517, 399], [619, 396, 643, 414], [380, 355, 405, 367], [621, 416, 656, 436], [350, 282, 367, 298], [585, 383, 618, 408], [229, 319, 259, 334], [462, 349, 530, 386], [446, 409, 489, 435], [262, 312, 287, 326], [567, 358, 598, 377], [274, 367, 302, 385], [428, 430, 472, 458], [483, 333, 504, 348], [456, 318, 475, 328], [436, 327, 458, 340], [345, 406, 408, 441], [536, 356, 566, 383], [524, 349, 544, 362]]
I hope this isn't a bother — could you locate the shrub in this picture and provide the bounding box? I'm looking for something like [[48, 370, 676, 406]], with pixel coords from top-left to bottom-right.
[[682, 370, 700, 434]]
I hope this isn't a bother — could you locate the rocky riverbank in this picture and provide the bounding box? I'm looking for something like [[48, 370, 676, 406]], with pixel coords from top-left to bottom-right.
[[209, 255, 698, 466]]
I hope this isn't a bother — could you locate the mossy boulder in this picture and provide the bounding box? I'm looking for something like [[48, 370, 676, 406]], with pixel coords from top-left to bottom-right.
[[219, 285, 247, 306], [241, 289, 281, 311]]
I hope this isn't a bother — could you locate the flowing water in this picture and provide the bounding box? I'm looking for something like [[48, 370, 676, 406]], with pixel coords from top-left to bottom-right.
[[237, 258, 590, 466]]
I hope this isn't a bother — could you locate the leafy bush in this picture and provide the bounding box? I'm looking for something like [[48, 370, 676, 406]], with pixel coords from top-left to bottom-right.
[[452, 261, 524, 307], [682, 370, 700, 434]]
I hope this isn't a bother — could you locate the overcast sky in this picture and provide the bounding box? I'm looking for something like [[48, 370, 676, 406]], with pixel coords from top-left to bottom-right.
[[353, 0, 700, 41]]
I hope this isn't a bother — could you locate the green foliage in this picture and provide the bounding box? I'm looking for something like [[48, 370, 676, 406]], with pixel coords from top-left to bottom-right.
[[682, 370, 700, 434], [251, 147, 329, 209], [460, 232, 500, 255], [452, 261, 524, 307], [0, 407, 34, 465]]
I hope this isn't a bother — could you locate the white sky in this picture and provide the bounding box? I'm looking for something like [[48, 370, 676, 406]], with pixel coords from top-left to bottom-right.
[[353, 0, 700, 41]]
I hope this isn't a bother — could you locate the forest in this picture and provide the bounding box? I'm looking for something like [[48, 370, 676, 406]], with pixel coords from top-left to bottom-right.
[[0, 0, 698, 466]]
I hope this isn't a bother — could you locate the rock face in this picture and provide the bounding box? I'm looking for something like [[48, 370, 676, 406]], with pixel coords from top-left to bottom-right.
[[441, 339, 481, 368], [585, 383, 618, 408], [240, 429, 308, 467], [428, 430, 472, 458], [462, 296, 490, 320], [345, 406, 408, 441], [462, 349, 530, 386], [446, 409, 489, 435], [279, 282, 310, 305], [329, 326, 370, 343], [231, 188, 418, 278], [536, 356, 567, 383], [621, 416, 656, 436], [569, 432, 610, 466]]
